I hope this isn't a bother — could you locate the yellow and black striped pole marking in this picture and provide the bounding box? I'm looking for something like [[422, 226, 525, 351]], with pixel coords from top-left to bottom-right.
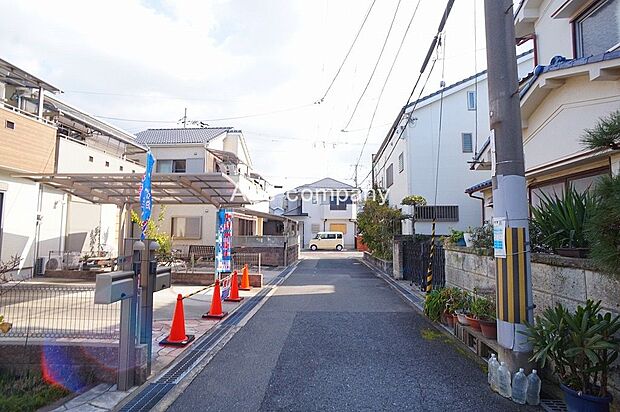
[[426, 219, 436, 293], [496, 227, 528, 323]]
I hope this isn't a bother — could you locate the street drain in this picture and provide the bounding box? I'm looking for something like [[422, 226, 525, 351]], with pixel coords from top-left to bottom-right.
[[541, 398, 567, 412], [119, 265, 295, 411]]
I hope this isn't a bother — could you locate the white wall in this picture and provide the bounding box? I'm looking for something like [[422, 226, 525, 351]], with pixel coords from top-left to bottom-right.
[[56, 137, 144, 174], [151, 204, 217, 250]]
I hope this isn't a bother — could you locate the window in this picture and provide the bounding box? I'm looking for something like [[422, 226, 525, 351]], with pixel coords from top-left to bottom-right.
[[398, 152, 404, 173], [530, 169, 609, 208], [237, 218, 254, 236], [330, 196, 350, 211], [5, 120, 14, 129], [156, 159, 187, 173], [88, 156, 94, 162], [414, 205, 459, 222], [386, 163, 394, 188], [171, 216, 202, 239], [467, 91, 477, 110], [105, 161, 110, 167], [575, 0, 620, 58], [119, 166, 124, 171], [462, 133, 473, 153]]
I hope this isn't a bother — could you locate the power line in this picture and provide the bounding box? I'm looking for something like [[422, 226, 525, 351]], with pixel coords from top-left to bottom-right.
[[64, 90, 240, 103], [341, 0, 403, 131], [353, 0, 422, 183], [315, 0, 377, 104]]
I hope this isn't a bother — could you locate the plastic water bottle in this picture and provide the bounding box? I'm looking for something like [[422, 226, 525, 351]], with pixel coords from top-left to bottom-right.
[[497, 362, 512, 398], [488, 354, 500, 392], [526, 369, 541, 405], [511, 368, 528, 404]]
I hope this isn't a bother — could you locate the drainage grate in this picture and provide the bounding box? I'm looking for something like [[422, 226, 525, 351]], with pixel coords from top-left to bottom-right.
[[541, 398, 567, 412], [119, 264, 296, 411]]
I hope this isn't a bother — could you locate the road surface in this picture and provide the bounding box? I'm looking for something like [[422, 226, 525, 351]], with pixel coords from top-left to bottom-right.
[[168, 251, 534, 411]]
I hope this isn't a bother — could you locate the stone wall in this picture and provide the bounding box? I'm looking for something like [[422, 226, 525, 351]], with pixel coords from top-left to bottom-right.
[[363, 252, 393, 275], [444, 246, 620, 317]]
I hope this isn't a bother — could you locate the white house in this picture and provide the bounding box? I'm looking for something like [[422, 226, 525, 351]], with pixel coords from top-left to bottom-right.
[[372, 51, 534, 236], [134, 127, 271, 251], [278, 178, 358, 249], [469, 0, 620, 206], [0, 58, 147, 278]]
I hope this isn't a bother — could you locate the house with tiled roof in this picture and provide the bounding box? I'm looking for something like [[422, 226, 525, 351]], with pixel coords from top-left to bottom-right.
[[276, 178, 358, 249], [468, 0, 620, 213], [133, 127, 271, 250]]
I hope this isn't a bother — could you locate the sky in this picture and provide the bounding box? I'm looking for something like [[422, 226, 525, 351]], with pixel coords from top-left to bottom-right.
[[1, 0, 493, 192]]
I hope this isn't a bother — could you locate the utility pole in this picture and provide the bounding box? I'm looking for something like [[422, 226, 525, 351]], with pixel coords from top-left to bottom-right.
[[183, 108, 187, 128], [484, 0, 533, 368]]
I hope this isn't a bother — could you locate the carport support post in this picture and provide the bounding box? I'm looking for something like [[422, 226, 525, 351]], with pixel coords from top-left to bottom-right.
[[138, 239, 157, 380], [484, 0, 534, 369], [118, 275, 138, 391]]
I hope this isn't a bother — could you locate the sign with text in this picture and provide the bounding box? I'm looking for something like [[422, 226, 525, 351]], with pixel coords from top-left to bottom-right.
[[493, 217, 506, 258], [215, 208, 233, 275]]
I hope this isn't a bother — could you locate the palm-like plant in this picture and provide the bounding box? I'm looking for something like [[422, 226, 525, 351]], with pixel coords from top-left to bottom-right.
[[531, 186, 595, 249], [581, 110, 620, 150]]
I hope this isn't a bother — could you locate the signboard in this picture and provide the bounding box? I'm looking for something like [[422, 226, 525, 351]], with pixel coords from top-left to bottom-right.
[[139, 151, 155, 240], [215, 208, 233, 275], [493, 217, 506, 258]]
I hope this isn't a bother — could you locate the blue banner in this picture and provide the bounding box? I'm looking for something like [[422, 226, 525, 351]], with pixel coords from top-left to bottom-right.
[[215, 208, 233, 275], [139, 151, 155, 240]]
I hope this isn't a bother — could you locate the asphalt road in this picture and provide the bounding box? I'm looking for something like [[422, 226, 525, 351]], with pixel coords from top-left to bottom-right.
[[167, 252, 535, 411]]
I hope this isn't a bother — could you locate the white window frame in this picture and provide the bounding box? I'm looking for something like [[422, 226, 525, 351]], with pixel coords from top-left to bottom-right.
[[462, 132, 473, 153], [467, 91, 476, 111], [398, 152, 404, 173]]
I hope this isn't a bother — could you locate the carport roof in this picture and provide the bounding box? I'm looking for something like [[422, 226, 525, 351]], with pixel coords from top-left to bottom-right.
[[17, 172, 248, 208]]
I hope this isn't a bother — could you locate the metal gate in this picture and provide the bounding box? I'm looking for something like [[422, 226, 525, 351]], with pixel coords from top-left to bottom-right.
[[402, 238, 445, 291]]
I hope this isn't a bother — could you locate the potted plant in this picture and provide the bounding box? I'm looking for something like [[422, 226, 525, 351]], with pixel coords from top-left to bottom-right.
[[477, 299, 497, 339], [443, 288, 464, 328], [443, 228, 466, 247], [0, 315, 11, 334], [424, 289, 447, 323], [466, 295, 487, 332], [453, 290, 471, 326], [524, 300, 620, 412], [463, 227, 474, 247], [531, 186, 594, 258]]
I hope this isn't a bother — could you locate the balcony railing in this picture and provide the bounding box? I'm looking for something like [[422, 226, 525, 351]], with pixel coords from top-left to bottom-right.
[[1, 101, 55, 127]]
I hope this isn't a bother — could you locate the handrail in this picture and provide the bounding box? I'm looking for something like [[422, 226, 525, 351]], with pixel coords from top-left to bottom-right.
[[0, 101, 55, 126]]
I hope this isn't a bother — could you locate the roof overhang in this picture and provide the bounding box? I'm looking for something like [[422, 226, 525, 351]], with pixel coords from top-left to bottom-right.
[[16, 172, 249, 208], [0, 58, 61, 93]]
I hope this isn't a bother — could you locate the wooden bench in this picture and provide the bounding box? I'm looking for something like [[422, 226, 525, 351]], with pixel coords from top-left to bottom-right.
[[187, 245, 215, 263]]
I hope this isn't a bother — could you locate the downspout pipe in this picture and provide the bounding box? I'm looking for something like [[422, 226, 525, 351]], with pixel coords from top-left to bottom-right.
[[468, 192, 486, 224]]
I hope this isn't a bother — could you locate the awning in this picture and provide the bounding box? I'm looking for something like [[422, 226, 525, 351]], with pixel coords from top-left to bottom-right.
[[17, 172, 249, 208]]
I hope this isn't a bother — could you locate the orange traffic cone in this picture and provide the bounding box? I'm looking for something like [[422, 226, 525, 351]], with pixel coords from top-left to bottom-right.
[[225, 271, 244, 302], [240, 264, 251, 291], [203, 279, 228, 319], [160, 294, 195, 346]]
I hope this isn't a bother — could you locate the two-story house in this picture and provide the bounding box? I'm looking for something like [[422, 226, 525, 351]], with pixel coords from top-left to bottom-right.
[[134, 127, 271, 251], [279, 178, 358, 249], [468, 0, 620, 207], [0, 58, 147, 277], [372, 52, 534, 236]]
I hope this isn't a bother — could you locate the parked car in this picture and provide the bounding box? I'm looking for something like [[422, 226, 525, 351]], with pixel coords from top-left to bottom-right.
[[309, 232, 344, 251]]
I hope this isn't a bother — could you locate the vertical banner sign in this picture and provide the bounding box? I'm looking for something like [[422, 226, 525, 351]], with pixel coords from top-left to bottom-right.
[[215, 209, 233, 299], [139, 151, 155, 240], [493, 217, 507, 258]]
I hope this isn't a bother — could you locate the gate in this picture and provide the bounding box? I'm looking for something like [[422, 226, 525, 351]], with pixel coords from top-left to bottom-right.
[[402, 238, 445, 291]]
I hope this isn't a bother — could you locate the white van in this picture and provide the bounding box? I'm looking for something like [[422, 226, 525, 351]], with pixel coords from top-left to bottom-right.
[[309, 231, 344, 251]]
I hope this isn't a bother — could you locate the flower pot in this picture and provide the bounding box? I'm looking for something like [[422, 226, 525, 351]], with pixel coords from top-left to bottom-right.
[[440, 311, 450, 325], [555, 247, 589, 258], [0, 322, 12, 334], [456, 238, 466, 247], [560, 383, 612, 412], [479, 319, 497, 339], [466, 315, 482, 331], [456, 313, 470, 326], [464, 233, 473, 247], [446, 313, 456, 328]]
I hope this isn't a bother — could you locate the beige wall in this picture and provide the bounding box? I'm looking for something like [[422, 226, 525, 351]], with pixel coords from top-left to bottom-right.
[[0, 106, 57, 173]]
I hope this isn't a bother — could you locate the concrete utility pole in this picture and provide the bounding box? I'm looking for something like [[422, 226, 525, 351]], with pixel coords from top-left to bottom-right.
[[484, 0, 533, 366]]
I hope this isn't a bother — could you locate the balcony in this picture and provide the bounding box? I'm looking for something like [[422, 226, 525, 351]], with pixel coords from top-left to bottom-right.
[[322, 203, 357, 220], [0, 102, 57, 173]]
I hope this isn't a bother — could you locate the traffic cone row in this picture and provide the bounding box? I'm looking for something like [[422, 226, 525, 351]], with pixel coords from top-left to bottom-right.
[[160, 266, 256, 347]]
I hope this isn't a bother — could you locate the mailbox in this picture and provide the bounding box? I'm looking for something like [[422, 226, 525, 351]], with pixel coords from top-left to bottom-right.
[[94, 271, 135, 304], [155, 267, 171, 292]]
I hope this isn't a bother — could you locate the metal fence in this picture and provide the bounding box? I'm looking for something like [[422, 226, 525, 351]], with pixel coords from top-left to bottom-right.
[[0, 283, 120, 340], [402, 239, 446, 291], [232, 253, 262, 273]]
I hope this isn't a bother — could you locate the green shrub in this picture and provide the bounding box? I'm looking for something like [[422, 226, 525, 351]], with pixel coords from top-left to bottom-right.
[[131, 207, 172, 260], [586, 175, 620, 275], [531, 186, 595, 249], [0, 371, 69, 412], [424, 289, 446, 322], [357, 196, 403, 260], [471, 223, 493, 250], [581, 110, 620, 150]]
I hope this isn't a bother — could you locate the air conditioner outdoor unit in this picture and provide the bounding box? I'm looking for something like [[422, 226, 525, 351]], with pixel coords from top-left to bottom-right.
[[35, 257, 48, 276], [46, 256, 63, 271]]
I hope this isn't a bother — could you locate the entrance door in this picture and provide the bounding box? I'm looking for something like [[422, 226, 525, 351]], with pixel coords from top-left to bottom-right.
[[329, 223, 346, 234]]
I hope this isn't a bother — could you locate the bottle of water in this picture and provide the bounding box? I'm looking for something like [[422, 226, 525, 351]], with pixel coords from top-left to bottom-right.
[[511, 368, 528, 404], [497, 362, 512, 398], [488, 354, 500, 392], [526, 369, 541, 405]]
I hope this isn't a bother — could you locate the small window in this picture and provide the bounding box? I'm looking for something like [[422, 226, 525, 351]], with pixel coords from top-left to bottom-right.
[[132, 170, 136, 173], [156, 159, 186, 173], [414, 205, 459, 222], [5, 120, 15, 129], [398, 152, 404, 173], [171, 216, 202, 239], [105, 161, 110, 167], [386, 164, 394, 188], [575, 0, 620, 58], [119, 166, 124, 171], [88, 156, 94, 162], [467, 91, 476, 110], [462, 133, 473, 153]]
